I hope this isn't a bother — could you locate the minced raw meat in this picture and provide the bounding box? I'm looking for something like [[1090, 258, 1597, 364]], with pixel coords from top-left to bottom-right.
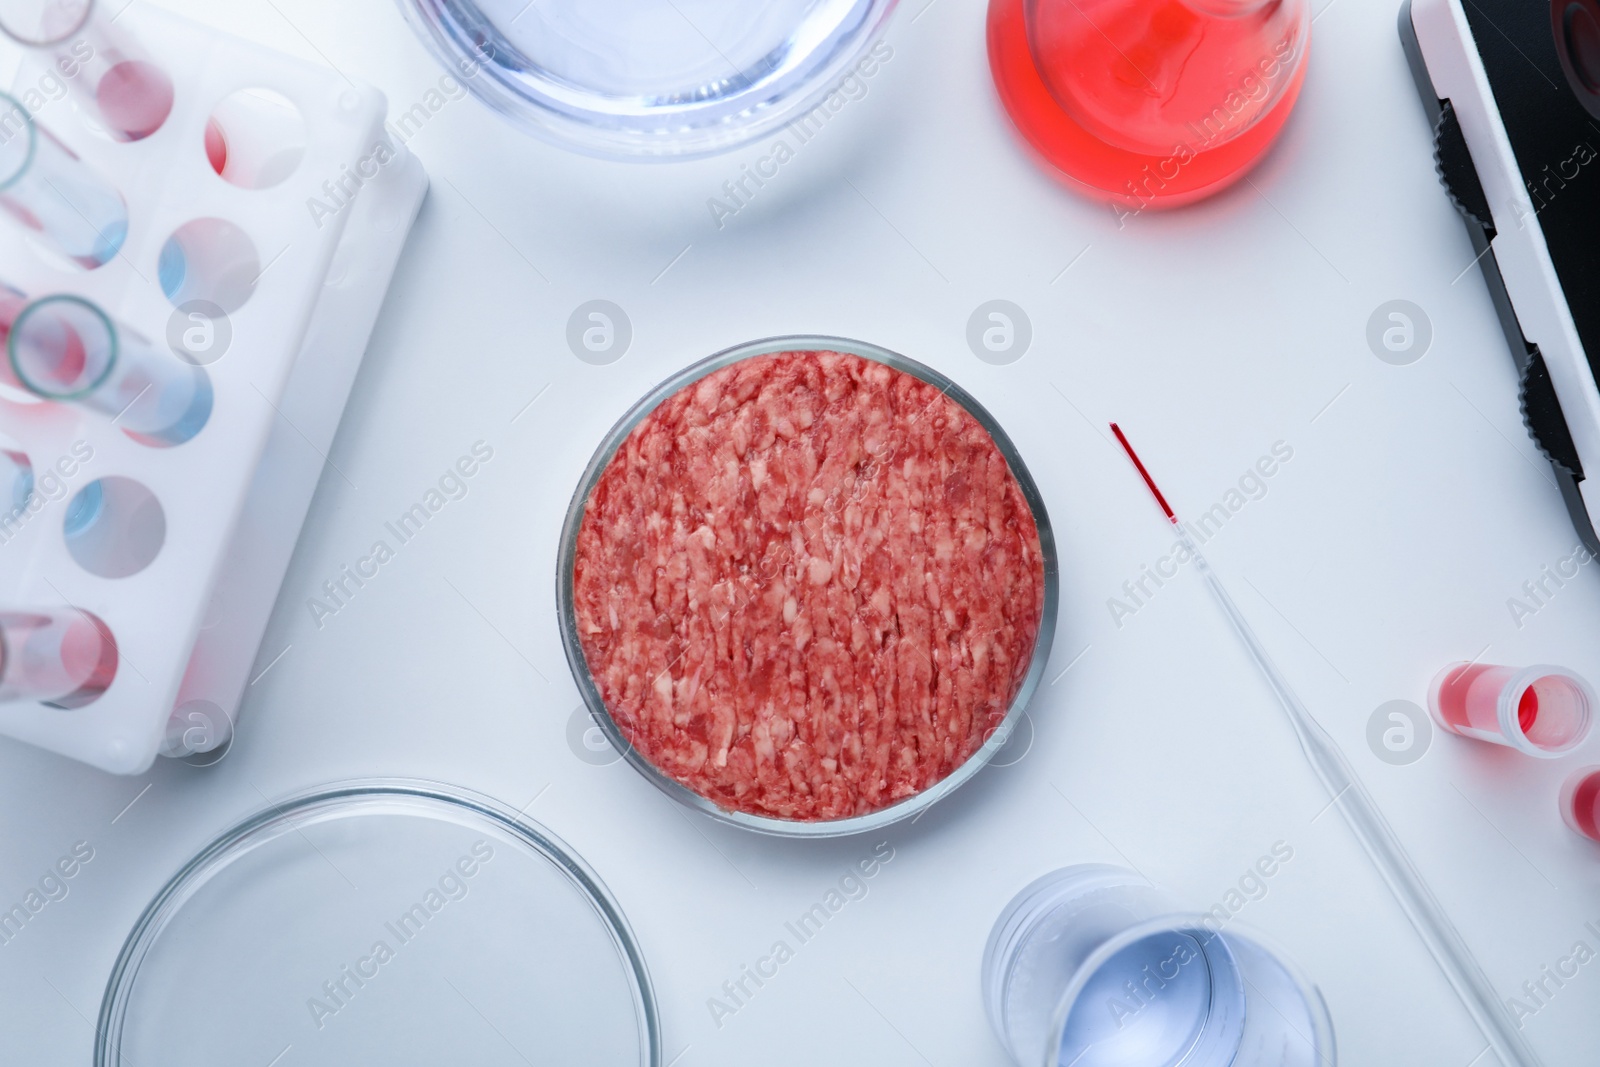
[[571, 349, 1046, 821]]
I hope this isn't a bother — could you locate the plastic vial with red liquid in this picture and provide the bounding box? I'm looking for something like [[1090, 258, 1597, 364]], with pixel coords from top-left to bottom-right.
[[987, 0, 1310, 207], [1428, 662, 1595, 758], [1562, 767, 1600, 844]]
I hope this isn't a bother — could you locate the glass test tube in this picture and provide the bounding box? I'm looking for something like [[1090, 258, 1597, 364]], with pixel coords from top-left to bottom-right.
[[0, 93, 128, 268], [0, 280, 23, 330], [8, 294, 212, 445], [0, 606, 117, 708], [0, 286, 30, 516], [0, 281, 25, 390], [1, 445, 30, 516], [0, 0, 173, 142]]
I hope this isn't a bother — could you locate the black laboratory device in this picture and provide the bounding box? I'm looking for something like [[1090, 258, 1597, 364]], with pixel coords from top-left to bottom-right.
[[1401, 0, 1600, 554]]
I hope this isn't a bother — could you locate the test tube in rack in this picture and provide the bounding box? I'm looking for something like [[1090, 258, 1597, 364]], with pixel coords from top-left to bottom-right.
[[0, 93, 128, 268], [1, 443, 30, 516], [0, 280, 23, 347], [1, 286, 33, 517], [8, 294, 212, 445], [0, 607, 117, 708], [0, 0, 173, 141]]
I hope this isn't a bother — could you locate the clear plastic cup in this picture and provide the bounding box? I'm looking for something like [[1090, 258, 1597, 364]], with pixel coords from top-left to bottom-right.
[[9, 294, 212, 445], [0, 0, 174, 142], [1428, 662, 1594, 758], [0, 93, 128, 268], [1560, 766, 1600, 844], [982, 865, 1335, 1067], [0, 606, 117, 708]]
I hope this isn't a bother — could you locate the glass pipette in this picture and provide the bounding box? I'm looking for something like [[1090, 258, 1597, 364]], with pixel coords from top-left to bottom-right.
[[1110, 421, 1543, 1067]]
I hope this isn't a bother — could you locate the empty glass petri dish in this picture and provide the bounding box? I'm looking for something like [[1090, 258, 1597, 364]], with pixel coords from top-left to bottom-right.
[[97, 780, 660, 1067], [396, 0, 899, 159]]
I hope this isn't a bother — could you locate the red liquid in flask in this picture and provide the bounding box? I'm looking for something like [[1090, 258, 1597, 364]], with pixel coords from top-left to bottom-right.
[[987, 0, 1310, 207]]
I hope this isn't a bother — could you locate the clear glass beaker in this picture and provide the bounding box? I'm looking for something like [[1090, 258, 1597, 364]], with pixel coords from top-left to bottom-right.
[[982, 864, 1335, 1067]]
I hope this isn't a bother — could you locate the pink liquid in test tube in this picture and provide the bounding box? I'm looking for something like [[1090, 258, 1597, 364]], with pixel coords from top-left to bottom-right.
[[1429, 661, 1594, 758], [0, 282, 31, 397], [0, 0, 173, 142], [0, 607, 117, 708], [1562, 767, 1600, 843], [8, 294, 211, 444]]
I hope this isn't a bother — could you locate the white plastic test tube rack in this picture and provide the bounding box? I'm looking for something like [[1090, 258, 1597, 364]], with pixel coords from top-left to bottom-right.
[[0, 3, 427, 772]]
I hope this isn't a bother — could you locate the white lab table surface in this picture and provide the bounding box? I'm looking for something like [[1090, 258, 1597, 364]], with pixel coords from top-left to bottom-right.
[[2, 0, 1598, 1063]]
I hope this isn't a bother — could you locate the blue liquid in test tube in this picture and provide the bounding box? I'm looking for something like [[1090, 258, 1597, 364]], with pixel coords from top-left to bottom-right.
[[8, 295, 212, 445], [0, 92, 128, 268]]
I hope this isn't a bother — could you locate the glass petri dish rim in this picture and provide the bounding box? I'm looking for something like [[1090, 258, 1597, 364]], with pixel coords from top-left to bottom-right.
[[1040, 911, 1338, 1067], [556, 334, 1060, 839], [94, 777, 662, 1067], [393, 0, 900, 160]]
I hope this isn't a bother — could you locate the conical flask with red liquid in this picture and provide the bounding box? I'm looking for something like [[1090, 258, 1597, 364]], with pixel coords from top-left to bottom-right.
[[988, 0, 1310, 210]]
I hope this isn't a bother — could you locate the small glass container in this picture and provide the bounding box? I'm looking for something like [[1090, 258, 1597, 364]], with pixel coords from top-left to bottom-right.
[[982, 865, 1336, 1067], [557, 336, 1058, 838], [97, 780, 660, 1067], [396, 0, 899, 159]]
